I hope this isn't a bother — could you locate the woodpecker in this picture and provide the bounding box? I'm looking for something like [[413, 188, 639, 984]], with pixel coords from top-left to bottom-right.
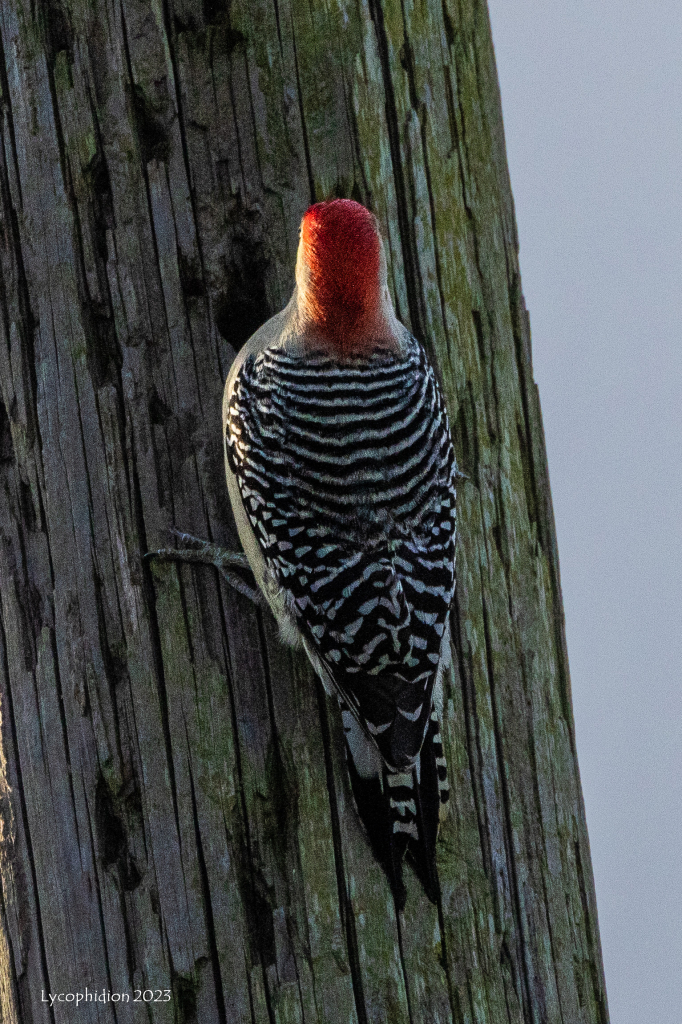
[[153, 200, 458, 908]]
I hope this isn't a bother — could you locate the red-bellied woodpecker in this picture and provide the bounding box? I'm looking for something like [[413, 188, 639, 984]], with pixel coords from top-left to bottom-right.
[[153, 200, 459, 908]]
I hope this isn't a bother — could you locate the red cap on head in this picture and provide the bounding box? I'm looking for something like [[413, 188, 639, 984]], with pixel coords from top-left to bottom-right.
[[299, 199, 381, 353]]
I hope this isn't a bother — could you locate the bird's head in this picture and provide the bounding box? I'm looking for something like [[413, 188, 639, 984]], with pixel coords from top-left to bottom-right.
[[294, 199, 400, 357]]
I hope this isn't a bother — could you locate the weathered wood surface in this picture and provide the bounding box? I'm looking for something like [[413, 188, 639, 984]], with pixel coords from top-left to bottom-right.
[[0, 0, 609, 1021]]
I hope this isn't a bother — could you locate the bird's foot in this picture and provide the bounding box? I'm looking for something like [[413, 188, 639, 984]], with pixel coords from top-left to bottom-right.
[[145, 530, 265, 606]]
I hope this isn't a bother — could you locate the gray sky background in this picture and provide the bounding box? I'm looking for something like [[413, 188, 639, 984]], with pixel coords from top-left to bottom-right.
[[486, 2, 682, 1021]]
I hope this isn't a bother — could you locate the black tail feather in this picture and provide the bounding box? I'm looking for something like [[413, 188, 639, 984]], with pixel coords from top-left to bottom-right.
[[406, 715, 443, 904], [342, 702, 449, 910], [344, 751, 408, 909]]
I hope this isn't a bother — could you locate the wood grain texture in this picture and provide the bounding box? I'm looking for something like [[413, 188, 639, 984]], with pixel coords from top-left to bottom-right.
[[0, 0, 609, 1021]]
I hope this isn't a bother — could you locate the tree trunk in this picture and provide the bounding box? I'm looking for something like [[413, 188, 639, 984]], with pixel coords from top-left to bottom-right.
[[0, 0, 609, 1021]]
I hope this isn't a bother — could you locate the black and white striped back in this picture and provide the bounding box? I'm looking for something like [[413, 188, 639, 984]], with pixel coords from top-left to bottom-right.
[[226, 335, 457, 774]]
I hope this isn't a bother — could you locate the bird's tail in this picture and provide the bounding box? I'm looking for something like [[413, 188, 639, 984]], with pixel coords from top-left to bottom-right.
[[341, 703, 450, 911]]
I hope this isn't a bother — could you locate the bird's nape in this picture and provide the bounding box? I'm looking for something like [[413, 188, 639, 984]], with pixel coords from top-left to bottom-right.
[[297, 198, 385, 354]]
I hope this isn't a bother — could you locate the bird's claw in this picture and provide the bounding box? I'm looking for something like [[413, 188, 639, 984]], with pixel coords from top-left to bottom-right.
[[144, 531, 264, 606]]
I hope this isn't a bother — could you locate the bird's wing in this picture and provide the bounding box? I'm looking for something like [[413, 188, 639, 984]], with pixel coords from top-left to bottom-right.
[[225, 338, 457, 771]]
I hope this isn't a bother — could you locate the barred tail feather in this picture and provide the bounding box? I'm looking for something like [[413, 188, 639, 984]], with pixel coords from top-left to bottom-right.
[[406, 709, 449, 903], [341, 703, 449, 910]]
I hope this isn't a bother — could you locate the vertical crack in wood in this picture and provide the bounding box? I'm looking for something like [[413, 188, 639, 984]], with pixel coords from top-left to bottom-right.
[[159, 0, 211, 297], [131, 460, 182, 840], [506, 268, 541, 545], [394, 909, 415, 1024], [367, 0, 425, 340], [314, 681, 369, 1024], [0, 19, 23, 211], [82, 776, 119, 1009], [507, 258, 577, 758], [480, 594, 534, 1024], [536, 834, 566, 1024], [118, 0, 175, 354], [187, 753, 228, 1024], [212, 579, 272, 1024], [0, 616, 55, 1023], [260, 952, 277, 1024], [517, 645, 567, 1024], [289, 14, 316, 203], [343, 92, 373, 214], [255, 611, 309, 1014], [454, 593, 494, 888], [397, 0, 450, 362], [434, 887, 462, 1024], [46, 623, 82, 850], [271, 0, 285, 65], [213, 573, 285, 1018]]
